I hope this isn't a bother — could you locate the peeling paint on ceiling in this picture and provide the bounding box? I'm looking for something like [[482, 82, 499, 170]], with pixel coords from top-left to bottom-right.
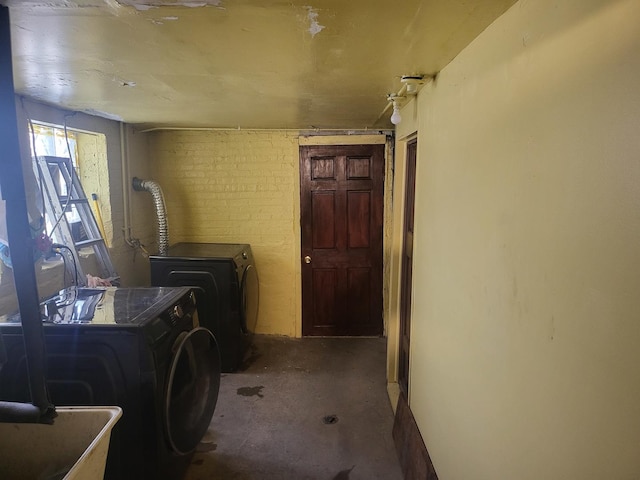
[[0, 1, 105, 6], [305, 6, 325, 38], [150, 15, 179, 24], [115, 0, 222, 8], [131, 4, 155, 10]]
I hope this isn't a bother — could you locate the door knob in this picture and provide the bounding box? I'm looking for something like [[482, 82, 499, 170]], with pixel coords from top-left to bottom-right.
[[304, 255, 312, 264]]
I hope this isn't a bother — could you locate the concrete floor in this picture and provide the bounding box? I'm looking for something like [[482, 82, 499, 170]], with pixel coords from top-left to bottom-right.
[[184, 335, 403, 480]]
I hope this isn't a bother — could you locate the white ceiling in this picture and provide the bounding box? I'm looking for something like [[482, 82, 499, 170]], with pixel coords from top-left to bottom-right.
[[3, 0, 516, 129]]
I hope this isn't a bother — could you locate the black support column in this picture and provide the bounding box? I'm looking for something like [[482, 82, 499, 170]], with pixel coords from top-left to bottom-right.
[[0, 6, 55, 423]]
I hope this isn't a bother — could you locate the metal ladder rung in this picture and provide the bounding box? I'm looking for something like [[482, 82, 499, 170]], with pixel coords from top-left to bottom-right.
[[74, 238, 104, 249], [58, 198, 90, 205], [44, 157, 71, 168]]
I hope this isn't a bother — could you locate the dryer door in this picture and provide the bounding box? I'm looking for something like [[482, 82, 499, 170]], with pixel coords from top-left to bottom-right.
[[164, 327, 221, 454], [240, 264, 259, 334]]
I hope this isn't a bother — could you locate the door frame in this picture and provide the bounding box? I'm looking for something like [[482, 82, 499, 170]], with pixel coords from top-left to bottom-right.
[[398, 138, 417, 394], [385, 132, 418, 400], [296, 134, 389, 337]]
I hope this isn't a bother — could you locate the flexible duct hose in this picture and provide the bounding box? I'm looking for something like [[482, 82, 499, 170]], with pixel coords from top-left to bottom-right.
[[132, 177, 169, 256]]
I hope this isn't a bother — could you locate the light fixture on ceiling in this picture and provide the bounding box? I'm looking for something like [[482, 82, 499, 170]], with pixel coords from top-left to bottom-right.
[[401, 75, 426, 95], [385, 74, 427, 126], [379, 74, 429, 126], [387, 94, 404, 125]]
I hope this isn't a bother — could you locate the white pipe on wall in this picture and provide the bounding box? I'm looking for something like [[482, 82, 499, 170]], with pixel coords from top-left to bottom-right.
[[120, 121, 133, 246]]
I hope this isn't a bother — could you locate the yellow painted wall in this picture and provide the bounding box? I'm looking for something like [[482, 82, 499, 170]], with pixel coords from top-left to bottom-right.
[[149, 130, 302, 337], [399, 0, 640, 478], [76, 131, 111, 244]]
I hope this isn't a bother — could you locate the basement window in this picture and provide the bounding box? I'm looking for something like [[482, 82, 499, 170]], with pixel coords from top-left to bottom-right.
[[0, 122, 111, 316], [28, 122, 111, 248], [29, 123, 81, 237], [0, 122, 79, 266], [30, 123, 79, 164]]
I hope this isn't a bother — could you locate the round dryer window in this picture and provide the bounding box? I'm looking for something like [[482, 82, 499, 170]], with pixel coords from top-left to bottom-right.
[[164, 327, 221, 454]]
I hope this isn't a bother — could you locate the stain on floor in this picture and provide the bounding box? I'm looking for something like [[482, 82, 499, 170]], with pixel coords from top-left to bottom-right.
[[323, 414, 339, 425], [237, 385, 264, 398], [332, 465, 355, 480]]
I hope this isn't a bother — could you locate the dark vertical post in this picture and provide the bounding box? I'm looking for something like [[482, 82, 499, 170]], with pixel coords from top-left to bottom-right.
[[0, 6, 55, 422]]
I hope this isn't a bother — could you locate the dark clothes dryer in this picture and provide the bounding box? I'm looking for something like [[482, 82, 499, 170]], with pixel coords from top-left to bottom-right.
[[150, 243, 259, 373], [0, 286, 221, 480]]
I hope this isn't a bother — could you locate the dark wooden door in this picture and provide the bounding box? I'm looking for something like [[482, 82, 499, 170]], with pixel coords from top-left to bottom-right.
[[399, 139, 417, 394], [300, 144, 385, 336]]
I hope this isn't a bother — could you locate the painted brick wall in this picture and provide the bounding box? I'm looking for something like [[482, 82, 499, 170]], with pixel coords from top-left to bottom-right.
[[149, 130, 301, 337]]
